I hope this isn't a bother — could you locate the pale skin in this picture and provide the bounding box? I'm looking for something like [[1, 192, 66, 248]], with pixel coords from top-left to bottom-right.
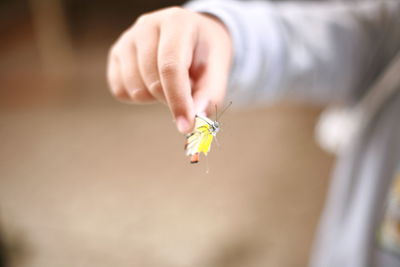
[[106, 7, 233, 134]]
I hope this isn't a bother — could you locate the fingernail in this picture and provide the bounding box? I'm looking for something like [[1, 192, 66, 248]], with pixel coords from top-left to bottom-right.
[[176, 116, 189, 134]]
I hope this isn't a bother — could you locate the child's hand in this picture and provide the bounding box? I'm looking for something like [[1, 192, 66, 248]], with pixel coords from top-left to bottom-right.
[[107, 7, 232, 134]]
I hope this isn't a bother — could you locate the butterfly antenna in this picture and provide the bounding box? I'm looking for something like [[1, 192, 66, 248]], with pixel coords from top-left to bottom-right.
[[215, 104, 218, 122], [218, 101, 232, 120]]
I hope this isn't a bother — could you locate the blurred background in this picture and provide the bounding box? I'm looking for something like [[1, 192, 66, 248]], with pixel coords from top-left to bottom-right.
[[0, 0, 334, 266]]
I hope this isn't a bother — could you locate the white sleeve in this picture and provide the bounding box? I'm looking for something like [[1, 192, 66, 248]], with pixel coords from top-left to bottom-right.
[[185, 0, 400, 106]]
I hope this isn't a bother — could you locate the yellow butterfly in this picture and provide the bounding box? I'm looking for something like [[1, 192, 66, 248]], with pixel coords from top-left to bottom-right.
[[184, 102, 231, 164], [185, 115, 220, 163]]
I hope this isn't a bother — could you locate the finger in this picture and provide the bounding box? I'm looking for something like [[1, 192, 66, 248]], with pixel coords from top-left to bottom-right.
[[157, 17, 196, 133], [192, 63, 229, 116], [192, 43, 231, 117], [107, 51, 130, 100], [135, 23, 166, 103], [118, 35, 154, 103]]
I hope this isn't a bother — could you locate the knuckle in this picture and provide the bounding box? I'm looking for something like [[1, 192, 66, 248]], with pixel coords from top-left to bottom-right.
[[164, 6, 186, 19], [159, 61, 181, 78], [122, 71, 145, 93], [171, 105, 187, 118], [111, 34, 133, 56], [135, 14, 151, 26], [123, 74, 140, 90], [109, 44, 119, 58], [129, 89, 155, 103], [108, 82, 125, 99], [128, 92, 140, 102], [119, 29, 135, 44], [112, 89, 126, 99], [148, 80, 163, 95], [119, 64, 140, 89]]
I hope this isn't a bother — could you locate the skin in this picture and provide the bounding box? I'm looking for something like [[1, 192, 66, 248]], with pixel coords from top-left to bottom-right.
[[107, 7, 233, 134]]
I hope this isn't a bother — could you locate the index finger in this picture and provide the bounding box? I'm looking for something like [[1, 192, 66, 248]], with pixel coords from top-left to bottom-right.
[[157, 14, 197, 134]]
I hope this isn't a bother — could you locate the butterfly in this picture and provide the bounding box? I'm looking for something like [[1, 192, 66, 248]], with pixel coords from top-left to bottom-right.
[[184, 102, 231, 164]]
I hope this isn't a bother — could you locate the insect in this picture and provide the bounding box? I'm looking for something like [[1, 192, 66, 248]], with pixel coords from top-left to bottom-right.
[[185, 102, 231, 164]]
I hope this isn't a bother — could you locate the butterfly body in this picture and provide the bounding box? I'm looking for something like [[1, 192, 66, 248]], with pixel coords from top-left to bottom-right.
[[185, 115, 220, 164]]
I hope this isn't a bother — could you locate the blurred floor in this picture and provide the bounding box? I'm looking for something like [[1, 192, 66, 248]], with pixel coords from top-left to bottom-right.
[[0, 1, 334, 266], [0, 104, 334, 267]]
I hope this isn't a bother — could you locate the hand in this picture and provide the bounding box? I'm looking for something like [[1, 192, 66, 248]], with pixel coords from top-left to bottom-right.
[[107, 7, 232, 134]]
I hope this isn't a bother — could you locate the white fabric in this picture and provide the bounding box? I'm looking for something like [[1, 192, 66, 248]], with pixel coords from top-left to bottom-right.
[[185, 0, 400, 266]]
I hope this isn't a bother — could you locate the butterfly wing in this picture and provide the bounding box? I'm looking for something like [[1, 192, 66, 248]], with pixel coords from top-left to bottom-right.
[[185, 130, 202, 156], [185, 116, 214, 162], [197, 126, 213, 155]]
